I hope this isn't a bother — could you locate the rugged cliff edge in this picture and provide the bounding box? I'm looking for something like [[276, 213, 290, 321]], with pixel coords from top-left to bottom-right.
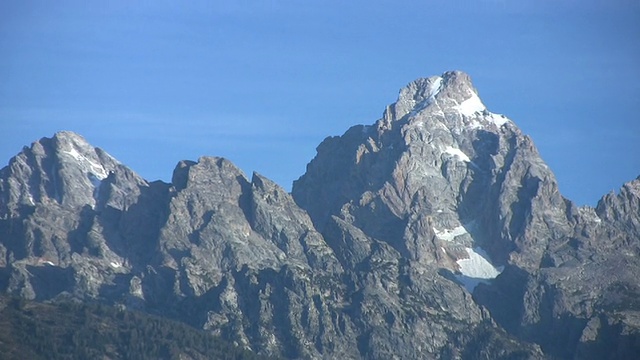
[[1, 71, 638, 359]]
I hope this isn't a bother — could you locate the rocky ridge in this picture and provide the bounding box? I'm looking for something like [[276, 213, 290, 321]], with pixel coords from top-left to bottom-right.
[[0, 71, 638, 359]]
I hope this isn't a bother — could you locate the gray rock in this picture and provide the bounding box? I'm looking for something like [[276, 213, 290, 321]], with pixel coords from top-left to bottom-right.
[[1, 71, 638, 359]]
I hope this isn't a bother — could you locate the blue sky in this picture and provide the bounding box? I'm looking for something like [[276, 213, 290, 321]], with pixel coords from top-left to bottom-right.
[[1, 1, 639, 206]]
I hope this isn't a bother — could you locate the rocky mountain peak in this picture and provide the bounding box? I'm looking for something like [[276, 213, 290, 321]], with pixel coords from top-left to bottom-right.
[[294, 70, 568, 275], [396, 71, 475, 106], [171, 156, 247, 195], [596, 175, 640, 238], [385, 70, 492, 126], [0, 131, 123, 214], [50, 130, 117, 180]]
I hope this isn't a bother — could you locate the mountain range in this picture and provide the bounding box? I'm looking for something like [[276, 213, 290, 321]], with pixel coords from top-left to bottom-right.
[[1, 71, 638, 359]]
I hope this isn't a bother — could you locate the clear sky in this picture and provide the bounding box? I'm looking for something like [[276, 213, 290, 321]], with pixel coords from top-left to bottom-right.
[[1, 0, 639, 206]]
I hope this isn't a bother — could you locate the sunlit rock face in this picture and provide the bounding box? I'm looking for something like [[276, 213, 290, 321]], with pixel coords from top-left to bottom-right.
[[294, 70, 640, 358], [293, 70, 569, 274], [1, 72, 638, 359]]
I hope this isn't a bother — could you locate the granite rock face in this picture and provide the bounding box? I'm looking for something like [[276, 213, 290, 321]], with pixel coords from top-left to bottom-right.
[[474, 175, 640, 359], [294, 71, 572, 277], [1, 71, 638, 359]]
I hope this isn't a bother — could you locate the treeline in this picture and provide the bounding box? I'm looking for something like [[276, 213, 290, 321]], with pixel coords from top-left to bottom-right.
[[0, 296, 276, 360]]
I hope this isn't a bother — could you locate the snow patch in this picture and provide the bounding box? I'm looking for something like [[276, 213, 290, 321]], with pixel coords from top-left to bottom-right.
[[487, 113, 509, 127], [64, 147, 108, 179], [88, 173, 103, 207], [409, 76, 444, 115], [110, 261, 122, 269], [43, 261, 55, 266], [443, 146, 471, 162], [456, 247, 503, 292], [463, 111, 510, 130], [428, 77, 443, 99], [454, 93, 485, 116], [433, 225, 468, 242], [467, 119, 482, 129]]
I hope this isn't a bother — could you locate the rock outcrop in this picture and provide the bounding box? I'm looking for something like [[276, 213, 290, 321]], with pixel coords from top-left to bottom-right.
[[1, 71, 638, 359]]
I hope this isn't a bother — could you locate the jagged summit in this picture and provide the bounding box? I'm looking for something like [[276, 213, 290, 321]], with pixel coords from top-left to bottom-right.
[[396, 71, 476, 106], [384, 70, 509, 131], [52, 131, 119, 179], [51, 129, 91, 142], [0, 131, 125, 213]]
